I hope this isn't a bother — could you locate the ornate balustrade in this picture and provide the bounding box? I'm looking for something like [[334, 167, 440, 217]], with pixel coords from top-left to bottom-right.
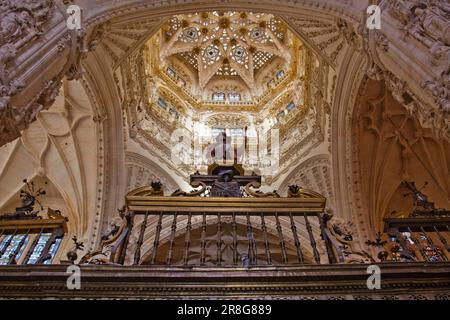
[[366, 181, 450, 263], [125, 198, 329, 267], [364, 217, 450, 263], [80, 165, 359, 266], [1, 175, 450, 299]]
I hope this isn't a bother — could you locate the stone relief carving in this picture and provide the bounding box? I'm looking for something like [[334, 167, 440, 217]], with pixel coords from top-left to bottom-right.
[[0, 1, 447, 261], [278, 155, 335, 212], [391, 0, 450, 47], [352, 77, 450, 243], [0, 0, 53, 48], [0, 0, 56, 146], [0, 0, 54, 88], [384, 70, 450, 141], [390, 1, 450, 114], [335, 18, 362, 51], [323, 213, 374, 264], [0, 0, 54, 80], [0, 2, 108, 147], [362, 45, 449, 143]]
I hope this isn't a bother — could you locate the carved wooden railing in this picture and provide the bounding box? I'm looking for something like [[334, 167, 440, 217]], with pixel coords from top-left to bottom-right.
[[82, 178, 450, 266], [125, 199, 329, 266], [365, 216, 450, 263], [0, 215, 67, 265], [87, 173, 450, 267], [80, 178, 357, 266], [365, 181, 450, 263]]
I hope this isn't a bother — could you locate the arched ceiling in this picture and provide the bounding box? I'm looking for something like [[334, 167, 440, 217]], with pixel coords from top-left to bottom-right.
[[141, 11, 302, 108], [352, 79, 450, 233], [0, 79, 99, 253]]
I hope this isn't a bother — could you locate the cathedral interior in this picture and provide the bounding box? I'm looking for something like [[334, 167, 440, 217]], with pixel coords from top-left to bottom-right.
[[0, 0, 449, 300]]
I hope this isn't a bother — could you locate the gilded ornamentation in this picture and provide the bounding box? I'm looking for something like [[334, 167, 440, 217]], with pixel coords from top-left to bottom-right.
[[0, 1, 448, 283], [0, 0, 54, 48]]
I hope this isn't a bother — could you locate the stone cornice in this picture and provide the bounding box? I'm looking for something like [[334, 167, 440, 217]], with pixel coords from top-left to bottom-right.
[[0, 262, 449, 299]]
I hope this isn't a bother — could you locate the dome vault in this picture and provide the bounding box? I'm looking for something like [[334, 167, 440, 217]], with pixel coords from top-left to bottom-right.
[[159, 11, 292, 99], [124, 9, 315, 182]]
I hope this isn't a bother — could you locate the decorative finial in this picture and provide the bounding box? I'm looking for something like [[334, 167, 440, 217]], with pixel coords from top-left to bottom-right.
[[66, 236, 84, 264]]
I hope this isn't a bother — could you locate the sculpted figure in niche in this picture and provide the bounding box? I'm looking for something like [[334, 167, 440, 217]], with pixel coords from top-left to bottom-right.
[[19, 0, 53, 22], [391, 1, 450, 48], [0, 8, 44, 48], [414, 1, 450, 46], [390, 0, 416, 26], [0, 12, 24, 46]]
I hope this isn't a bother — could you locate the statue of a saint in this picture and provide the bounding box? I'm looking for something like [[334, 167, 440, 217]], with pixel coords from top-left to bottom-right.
[[415, 2, 450, 46]]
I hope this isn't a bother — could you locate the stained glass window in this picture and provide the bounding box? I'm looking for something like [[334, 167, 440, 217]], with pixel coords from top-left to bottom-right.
[[181, 27, 199, 42], [0, 234, 28, 265], [276, 70, 285, 79], [202, 45, 221, 65], [287, 101, 296, 112], [158, 97, 168, 109], [228, 93, 241, 102], [0, 235, 12, 252], [211, 128, 226, 138], [230, 45, 248, 69], [250, 28, 265, 41], [26, 233, 52, 264], [212, 92, 226, 102], [16, 236, 29, 262], [229, 128, 244, 137], [43, 237, 62, 265], [167, 67, 176, 78], [211, 128, 244, 138]]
